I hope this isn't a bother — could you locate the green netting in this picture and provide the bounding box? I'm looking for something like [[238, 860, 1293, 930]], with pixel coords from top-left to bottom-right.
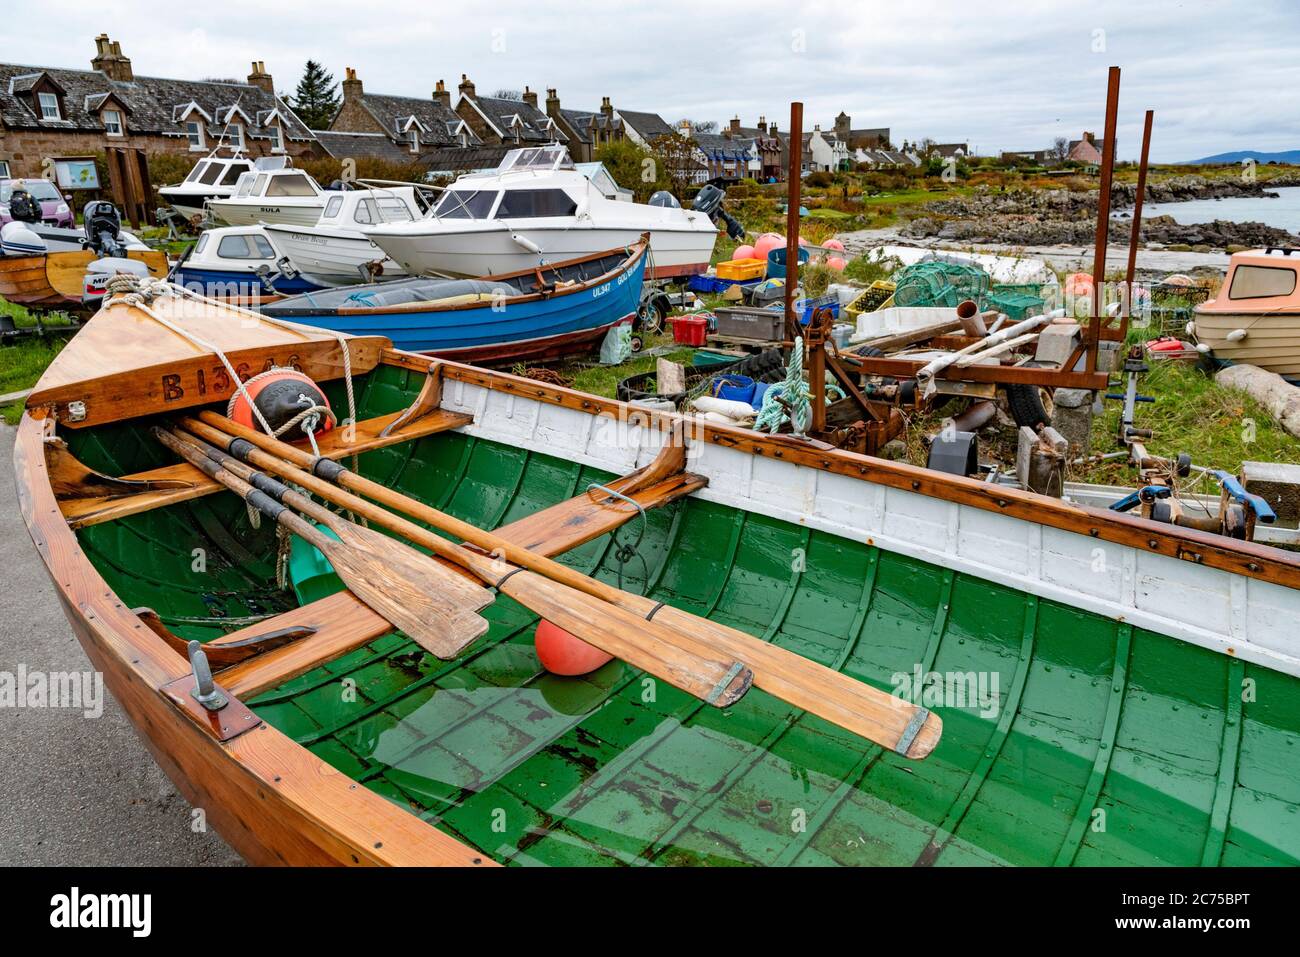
[[891, 261, 991, 308]]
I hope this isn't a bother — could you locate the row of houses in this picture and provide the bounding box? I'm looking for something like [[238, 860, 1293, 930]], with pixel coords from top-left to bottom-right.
[[1, 34, 969, 197]]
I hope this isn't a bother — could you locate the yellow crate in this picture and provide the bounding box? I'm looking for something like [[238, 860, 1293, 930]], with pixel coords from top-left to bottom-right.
[[715, 258, 767, 282], [844, 280, 896, 321]]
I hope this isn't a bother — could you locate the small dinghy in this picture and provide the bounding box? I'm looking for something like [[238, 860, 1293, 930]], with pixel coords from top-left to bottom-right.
[[0, 202, 167, 311], [261, 237, 648, 363], [13, 276, 1300, 866], [171, 224, 323, 302]]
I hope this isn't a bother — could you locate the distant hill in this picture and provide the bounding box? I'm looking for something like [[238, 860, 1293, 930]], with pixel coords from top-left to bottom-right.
[[1185, 149, 1300, 165]]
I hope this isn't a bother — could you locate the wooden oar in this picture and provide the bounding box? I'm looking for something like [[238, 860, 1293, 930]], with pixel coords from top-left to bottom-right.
[[153, 426, 492, 659], [189, 411, 942, 758], [171, 423, 752, 708]]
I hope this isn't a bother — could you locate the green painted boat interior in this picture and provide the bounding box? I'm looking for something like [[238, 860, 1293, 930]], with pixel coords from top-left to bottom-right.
[[67, 364, 1300, 866]]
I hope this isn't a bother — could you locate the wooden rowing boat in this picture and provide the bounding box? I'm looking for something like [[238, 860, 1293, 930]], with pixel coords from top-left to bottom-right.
[[259, 239, 648, 364], [0, 249, 169, 312], [15, 284, 1300, 866]]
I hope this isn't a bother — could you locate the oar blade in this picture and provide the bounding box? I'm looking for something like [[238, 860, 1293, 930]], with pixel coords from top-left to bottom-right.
[[652, 604, 942, 758], [497, 569, 752, 707], [319, 524, 492, 659]]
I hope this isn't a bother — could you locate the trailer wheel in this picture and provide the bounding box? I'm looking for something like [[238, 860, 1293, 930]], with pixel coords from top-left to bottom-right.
[[1006, 384, 1053, 429], [637, 298, 667, 336]]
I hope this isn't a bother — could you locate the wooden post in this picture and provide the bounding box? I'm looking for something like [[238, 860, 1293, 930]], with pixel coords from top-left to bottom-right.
[[1121, 109, 1155, 340], [1086, 66, 1121, 374], [784, 102, 803, 344]]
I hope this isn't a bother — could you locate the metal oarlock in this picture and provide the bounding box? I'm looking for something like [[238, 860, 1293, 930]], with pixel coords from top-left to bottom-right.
[[187, 640, 228, 712]]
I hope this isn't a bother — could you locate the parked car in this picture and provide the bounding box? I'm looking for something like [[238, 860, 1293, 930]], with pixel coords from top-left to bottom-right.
[[0, 178, 74, 228]]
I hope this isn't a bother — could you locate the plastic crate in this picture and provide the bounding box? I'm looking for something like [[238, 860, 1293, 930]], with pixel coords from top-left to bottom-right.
[[671, 314, 709, 346], [843, 281, 896, 321], [796, 294, 840, 324], [713, 305, 786, 341], [716, 258, 767, 281]]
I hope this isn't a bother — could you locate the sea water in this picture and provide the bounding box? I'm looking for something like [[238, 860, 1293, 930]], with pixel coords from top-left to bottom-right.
[[1142, 185, 1300, 235]]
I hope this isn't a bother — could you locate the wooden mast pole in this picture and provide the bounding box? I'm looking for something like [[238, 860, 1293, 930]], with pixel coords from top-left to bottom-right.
[[1122, 109, 1155, 341], [1087, 65, 1121, 374], [784, 102, 803, 343]]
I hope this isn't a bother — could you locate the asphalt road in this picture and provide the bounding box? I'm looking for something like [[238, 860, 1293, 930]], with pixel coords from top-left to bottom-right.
[[0, 423, 241, 866]]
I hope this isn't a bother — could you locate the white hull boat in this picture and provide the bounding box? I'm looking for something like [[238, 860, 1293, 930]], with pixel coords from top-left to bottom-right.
[[206, 166, 330, 228], [263, 187, 423, 284], [158, 154, 256, 221], [364, 145, 719, 280]]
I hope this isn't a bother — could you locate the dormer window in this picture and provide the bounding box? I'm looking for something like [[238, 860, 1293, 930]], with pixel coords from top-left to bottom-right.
[[38, 92, 60, 120], [223, 122, 245, 151], [186, 120, 205, 150], [103, 109, 123, 136], [410, 128, 420, 154], [267, 122, 283, 153]]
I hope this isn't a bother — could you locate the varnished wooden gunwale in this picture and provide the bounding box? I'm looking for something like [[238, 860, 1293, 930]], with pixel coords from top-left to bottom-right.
[[13, 411, 493, 867], [402, 351, 1300, 594]]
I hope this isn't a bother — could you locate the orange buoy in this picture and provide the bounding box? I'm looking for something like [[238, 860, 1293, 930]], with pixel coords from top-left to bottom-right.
[[534, 619, 613, 676], [229, 368, 333, 437]]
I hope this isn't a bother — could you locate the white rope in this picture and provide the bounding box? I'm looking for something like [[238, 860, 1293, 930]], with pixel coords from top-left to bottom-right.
[[104, 275, 358, 438]]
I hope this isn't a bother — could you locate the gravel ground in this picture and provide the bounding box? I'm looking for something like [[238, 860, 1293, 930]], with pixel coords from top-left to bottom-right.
[[0, 423, 241, 866]]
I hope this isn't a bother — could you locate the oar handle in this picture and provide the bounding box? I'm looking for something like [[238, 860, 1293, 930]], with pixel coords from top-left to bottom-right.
[[153, 427, 326, 548]]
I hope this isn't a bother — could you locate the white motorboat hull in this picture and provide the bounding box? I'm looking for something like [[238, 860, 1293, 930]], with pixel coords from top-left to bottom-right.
[[262, 225, 407, 284], [366, 221, 714, 280], [206, 199, 325, 228]]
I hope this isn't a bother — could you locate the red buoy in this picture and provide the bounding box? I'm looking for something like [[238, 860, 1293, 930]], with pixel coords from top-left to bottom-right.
[[229, 368, 333, 437], [534, 619, 613, 676]]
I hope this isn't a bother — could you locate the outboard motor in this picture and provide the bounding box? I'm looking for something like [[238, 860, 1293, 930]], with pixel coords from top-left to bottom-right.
[[691, 183, 745, 240], [7, 187, 42, 224], [1, 220, 47, 257], [83, 201, 127, 258], [83, 257, 149, 306], [648, 190, 681, 209]]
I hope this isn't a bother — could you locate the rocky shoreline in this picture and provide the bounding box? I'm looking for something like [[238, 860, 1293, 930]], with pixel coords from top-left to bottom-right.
[[900, 174, 1300, 251]]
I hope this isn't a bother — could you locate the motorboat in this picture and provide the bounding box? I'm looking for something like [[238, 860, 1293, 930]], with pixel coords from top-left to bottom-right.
[[205, 163, 332, 228], [171, 225, 324, 300], [262, 186, 424, 285], [363, 145, 724, 280], [261, 238, 647, 362], [1190, 247, 1300, 376], [158, 153, 257, 221]]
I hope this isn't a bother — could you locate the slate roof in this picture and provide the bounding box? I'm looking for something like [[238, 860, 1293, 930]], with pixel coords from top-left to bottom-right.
[[558, 108, 594, 144], [420, 144, 516, 174], [347, 92, 472, 147], [695, 132, 752, 162], [314, 130, 420, 165], [462, 94, 562, 143], [0, 61, 312, 142], [616, 109, 673, 142]]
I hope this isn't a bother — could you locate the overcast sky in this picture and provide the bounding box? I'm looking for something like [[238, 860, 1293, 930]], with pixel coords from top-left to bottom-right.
[[4, 0, 1296, 162]]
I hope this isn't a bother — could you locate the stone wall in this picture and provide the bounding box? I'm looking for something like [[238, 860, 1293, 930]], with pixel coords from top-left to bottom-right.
[[330, 97, 387, 135]]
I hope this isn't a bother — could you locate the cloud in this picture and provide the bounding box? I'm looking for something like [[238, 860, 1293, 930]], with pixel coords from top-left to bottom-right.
[[3, 0, 1296, 161]]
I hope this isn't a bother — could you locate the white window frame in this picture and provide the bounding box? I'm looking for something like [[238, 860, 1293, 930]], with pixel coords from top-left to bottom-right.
[[410, 128, 420, 154], [103, 108, 124, 137], [38, 91, 60, 120], [186, 120, 206, 151], [223, 122, 245, 151], [267, 121, 283, 153], [0, 160, 9, 178]]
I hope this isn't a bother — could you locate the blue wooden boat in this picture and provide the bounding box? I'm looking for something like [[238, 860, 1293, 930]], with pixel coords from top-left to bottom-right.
[[260, 238, 648, 364], [171, 225, 325, 304]]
